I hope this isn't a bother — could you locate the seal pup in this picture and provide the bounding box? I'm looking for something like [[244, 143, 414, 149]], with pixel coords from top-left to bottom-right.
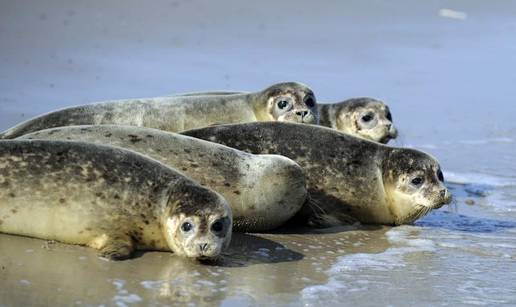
[[182, 122, 452, 226], [19, 125, 308, 232], [318, 97, 398, 143], [0, 140, 232, 260], [0, 82, 318, 139]]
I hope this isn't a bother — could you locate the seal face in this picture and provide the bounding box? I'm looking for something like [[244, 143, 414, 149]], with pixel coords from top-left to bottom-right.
[[0, 82, 318, 139], [0, 140, 232, 260], [182, 122, 451, 227], [162, 183, 232, 259], [381, 149, 449, 225], [19, 125, 308, 232], [256, 82, 318, 124], [318, 97, 397, 143]]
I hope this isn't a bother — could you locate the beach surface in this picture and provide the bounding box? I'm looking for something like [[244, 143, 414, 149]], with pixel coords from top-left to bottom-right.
[[1, 0, 516, 305]]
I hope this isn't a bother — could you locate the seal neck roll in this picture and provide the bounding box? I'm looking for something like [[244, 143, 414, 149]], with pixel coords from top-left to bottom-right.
[[248, 91, 272, 121]]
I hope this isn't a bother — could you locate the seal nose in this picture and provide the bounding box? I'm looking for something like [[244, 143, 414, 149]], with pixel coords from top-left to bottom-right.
[[296, 110, 309, 118], [441, 189, 452, 203], [388, 124, 398, 138], [199, 243, 209, 252]]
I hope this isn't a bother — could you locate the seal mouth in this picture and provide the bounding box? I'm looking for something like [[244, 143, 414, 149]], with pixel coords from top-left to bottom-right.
[[434, 195, 452, 210], [433, 202, 446, 210], [379, 134, 395, 144], [299, 114, 317, 124], [197, 255, 222, 265], [389, 125, 398, 138], [379, 135, 392, 144], [378, 126, 398, 144]]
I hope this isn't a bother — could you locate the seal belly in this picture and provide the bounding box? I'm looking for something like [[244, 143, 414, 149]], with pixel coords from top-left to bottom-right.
[[0, 200, 94, 245]]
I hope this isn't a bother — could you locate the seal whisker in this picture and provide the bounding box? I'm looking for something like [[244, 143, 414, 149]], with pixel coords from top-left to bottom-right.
[[400, 204, 427, 225], [305, 196, 328, 216]]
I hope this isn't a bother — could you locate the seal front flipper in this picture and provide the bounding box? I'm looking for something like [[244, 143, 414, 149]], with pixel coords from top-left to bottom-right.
[[96, 235, 135, 261]]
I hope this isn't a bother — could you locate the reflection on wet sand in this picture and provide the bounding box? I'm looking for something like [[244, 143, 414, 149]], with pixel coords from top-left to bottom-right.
[[0, 228, 394, 305]]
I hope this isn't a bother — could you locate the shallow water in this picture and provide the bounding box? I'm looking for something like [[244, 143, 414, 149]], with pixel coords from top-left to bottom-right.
[[1, 0, 516, 306]]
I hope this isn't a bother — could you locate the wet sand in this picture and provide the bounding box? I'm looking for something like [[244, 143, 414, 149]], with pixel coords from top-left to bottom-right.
[[1, 0, 516, 306], [1, 227, 391, 306]]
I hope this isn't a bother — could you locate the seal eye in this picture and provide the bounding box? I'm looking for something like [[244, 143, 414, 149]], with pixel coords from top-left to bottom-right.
[[411, 177, 424, 186], [304, 95, 316, 108], [437, 170, 444, 182], [277, 100, 289, 109], [181, 222, 193, 232], [361, 114, 374, 122], [211, 220, 224, 233], [386, 111, 392, 121]]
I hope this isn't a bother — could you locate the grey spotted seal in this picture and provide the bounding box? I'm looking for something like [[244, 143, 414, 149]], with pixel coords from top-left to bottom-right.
[[182, 122, 452, 226], [0, 140, 232, 260], [0, 82, 318, 139], [318, 97, 398, 143], [177, 92, 397, 144], [19, 125, 307, 232]]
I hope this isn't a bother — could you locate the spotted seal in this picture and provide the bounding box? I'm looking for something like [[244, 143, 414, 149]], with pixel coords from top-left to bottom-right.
[[19, 125, 307, 232], [0, 82, 318, 139], [318, 97, 398, 143], [182, 122, 452, 226], [0, 140, 232, 260]]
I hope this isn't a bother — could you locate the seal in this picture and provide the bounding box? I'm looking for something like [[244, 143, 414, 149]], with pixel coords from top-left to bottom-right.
[[0, 140, 232, 260], [19, 125, 307, 232], [182, 122, 452, 226], [318, 97, 398, 143], [0, 82, 318, 139]]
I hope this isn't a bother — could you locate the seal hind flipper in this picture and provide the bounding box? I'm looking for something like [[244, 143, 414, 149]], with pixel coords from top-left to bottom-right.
[[302, 196, 360, 228], [96, 235, 135, 261]]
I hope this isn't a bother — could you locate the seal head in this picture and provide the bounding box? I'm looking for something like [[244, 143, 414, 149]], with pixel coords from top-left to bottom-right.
[[382, 148, 452, 225], [321, 97, 397, 143], [163, 182, 232, 259], [254, 82, 319, 124]]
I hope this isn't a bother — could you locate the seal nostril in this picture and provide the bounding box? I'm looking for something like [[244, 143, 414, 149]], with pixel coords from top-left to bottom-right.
[[440, 189, 446, 198], [200, 243, 208, 252], [296, 110, 309, 117]]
